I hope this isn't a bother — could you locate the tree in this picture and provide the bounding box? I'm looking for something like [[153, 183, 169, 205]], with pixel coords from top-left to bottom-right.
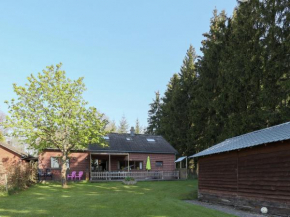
[[106, 120, 117, 133], [0, 111, 6, 142], [0, 132, 4, 142], [135, 118, 142, 134], [118, 115, 129, 133], [4, 63, 107, 187], [146, 91, 162, 135]]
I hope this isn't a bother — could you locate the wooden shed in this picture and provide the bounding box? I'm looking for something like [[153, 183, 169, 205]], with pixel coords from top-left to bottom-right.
[[190, 122, 290, 216]]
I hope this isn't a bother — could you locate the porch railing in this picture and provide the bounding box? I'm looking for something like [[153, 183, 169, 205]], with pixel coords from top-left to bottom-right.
[[90, 171, 179, 181]]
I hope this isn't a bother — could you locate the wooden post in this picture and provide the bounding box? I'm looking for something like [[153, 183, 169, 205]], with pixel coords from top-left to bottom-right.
[[89, 153, 92, 181], [109, 154, 111, 172], [127, 153, 130, 172], [186, 157, 188, 179], [5, 174, 8, 193]]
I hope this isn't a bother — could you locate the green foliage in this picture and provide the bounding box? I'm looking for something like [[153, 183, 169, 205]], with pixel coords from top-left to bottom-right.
[[4, 63, 107, 186], [146, 91, 162, 135], [0, 132, 4, 142], [106, 120, 117, 133], [0, 111, 5, 142], [3, 161, 37, 195], [147, 0, 290, 156], [118, 115, 129, 133], [124, 176, 135, 181], [135, 118, 141, 134]]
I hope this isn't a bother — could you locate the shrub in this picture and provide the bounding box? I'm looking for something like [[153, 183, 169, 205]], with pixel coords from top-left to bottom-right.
[[124, 176, 135, 181], [2, 161, 37, 194]]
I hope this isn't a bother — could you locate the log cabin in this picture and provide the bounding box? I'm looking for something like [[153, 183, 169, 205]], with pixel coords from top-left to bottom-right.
[[190, 121, 290, 216]]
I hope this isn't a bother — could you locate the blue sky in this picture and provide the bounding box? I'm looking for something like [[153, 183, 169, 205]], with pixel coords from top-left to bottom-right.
[[0, 0, 237, 130]]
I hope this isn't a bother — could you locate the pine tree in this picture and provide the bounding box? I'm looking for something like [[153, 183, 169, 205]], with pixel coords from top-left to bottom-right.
[[146, 91, 162, 135], [118, 115, 129, 133], [107, 120, 117, 132], [135, 119, 142, 134]]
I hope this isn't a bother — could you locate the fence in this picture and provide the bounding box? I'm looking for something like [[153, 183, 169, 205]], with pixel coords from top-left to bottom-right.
[[91, 171, 179, 181]]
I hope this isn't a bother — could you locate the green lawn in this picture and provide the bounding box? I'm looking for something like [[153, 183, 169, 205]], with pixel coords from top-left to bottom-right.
[[0, 180, 233, 217]]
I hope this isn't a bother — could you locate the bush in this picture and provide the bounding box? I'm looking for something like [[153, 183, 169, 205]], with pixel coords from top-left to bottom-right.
[[2, 161, 37, 194], [124, 176, 135, 181]]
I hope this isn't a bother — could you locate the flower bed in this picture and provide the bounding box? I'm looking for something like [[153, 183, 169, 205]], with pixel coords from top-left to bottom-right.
[[123, 177, 137, 185]]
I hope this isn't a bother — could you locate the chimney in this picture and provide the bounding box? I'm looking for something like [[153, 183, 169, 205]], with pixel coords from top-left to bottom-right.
[[130, 127, 135, 136]]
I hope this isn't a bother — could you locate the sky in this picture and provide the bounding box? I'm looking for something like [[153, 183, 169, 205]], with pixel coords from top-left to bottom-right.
[[0, 0, 237, 130]]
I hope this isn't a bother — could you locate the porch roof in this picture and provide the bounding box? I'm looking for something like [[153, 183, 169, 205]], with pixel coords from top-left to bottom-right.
[[89, 133, 178, 154]]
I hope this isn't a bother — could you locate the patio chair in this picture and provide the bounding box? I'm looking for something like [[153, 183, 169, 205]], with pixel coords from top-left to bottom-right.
[[46, 169, 53, 180], [38, 169, 46, 180], [67, 171, 76, 180], [75, 171, 84, 180]]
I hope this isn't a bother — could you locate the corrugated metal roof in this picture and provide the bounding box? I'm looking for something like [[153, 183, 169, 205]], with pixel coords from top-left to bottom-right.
[[175, 156, 186, 163], [89, 133, 178, 154], [190, 122, 290, 158]]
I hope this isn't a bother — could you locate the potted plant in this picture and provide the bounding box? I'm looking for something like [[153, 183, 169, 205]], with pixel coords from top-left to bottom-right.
[[123, 176, 137, 185]]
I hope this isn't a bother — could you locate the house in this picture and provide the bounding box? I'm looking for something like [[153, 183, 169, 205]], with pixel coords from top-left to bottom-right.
[[0, 142, 35, 169], [38, 128, 179, 181], [189, 122, 290, 216]]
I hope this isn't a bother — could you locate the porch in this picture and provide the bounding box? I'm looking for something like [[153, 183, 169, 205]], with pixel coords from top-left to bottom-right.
[[91, 171, 179, 181], [89, 152, 179, 181]]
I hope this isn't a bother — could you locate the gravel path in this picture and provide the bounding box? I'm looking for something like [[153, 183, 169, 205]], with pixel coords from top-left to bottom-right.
[[185, 200, 267, 217]]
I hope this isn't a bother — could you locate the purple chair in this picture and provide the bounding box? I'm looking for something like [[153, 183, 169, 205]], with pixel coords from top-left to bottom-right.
[[75, 171, 84, 180], [67, 171, 76, 180]]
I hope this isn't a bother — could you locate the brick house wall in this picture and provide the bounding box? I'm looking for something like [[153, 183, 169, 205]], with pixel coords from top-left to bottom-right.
[[0, 146, 28, 185], [38, 150, 89, 180], [40, 150, 176, 180], [91, 153, 176, 171], [126, 153, 176, 171], [0, 146, 24, 173]]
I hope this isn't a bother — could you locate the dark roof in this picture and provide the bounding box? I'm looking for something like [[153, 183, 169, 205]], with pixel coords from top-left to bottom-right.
[[190, 121, 290, 158], [0, 142, 28, 157], [89, 133, 178, 154]]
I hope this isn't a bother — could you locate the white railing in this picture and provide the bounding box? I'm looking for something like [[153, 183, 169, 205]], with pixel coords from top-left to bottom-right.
[[90, 171, 179, 181]]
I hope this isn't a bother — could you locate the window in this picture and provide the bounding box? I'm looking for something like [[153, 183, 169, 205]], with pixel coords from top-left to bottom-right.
[[118, 161, 143, 170], [155, 161, 163, 167], [50, 157, 70, 169], [147, 138, 155, 142], [51, 157, 59, 168]]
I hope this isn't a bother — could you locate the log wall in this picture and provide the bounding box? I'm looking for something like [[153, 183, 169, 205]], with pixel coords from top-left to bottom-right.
[[198, 140, 290, 216]]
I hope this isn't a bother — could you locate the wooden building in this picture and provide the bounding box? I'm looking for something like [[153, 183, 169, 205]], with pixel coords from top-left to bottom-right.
[[39, 128, 179, 181], [190, 122, 290, 216]]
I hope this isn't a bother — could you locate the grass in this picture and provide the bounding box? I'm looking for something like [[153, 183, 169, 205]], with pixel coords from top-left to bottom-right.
[[0, 180, 233, 217]]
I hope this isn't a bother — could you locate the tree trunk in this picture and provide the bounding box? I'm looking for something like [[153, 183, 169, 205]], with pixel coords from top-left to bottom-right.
[[61, 153, 68, 188]]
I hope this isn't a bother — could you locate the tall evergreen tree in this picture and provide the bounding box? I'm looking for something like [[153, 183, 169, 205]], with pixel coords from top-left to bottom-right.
[[135, 118, 142, 134], [147, 0, 290, 157], [159, 74, 180, 144], [189, 9, 229, 151], [146, 91, 162, 135], [118, 115, 129, 133], [107, 120, 117, 133]]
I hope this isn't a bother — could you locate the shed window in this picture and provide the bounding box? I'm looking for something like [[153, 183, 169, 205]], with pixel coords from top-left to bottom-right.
[[155, 161, 163, 167], [50, 157, 70, 169]]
